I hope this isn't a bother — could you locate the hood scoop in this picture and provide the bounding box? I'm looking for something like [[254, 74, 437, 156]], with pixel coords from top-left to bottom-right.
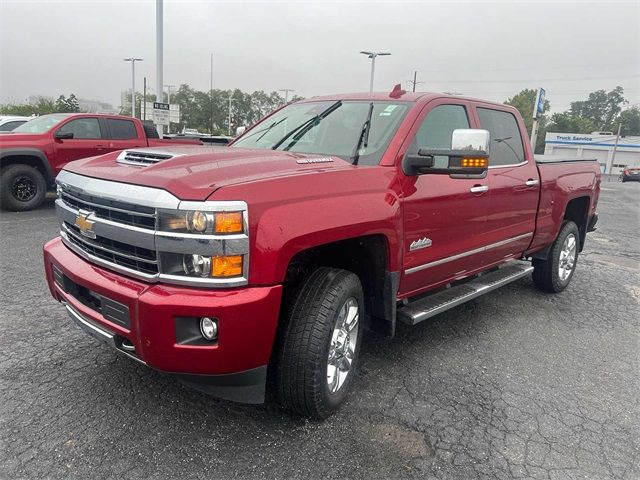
[[116, 150, 179, 167]]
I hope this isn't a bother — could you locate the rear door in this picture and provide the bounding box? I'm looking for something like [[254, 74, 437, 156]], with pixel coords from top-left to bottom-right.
[[104, 117, 146, 152], [398, 100, 491, 297], [53, 117, 106, 164], [474, 105, 539, 265]]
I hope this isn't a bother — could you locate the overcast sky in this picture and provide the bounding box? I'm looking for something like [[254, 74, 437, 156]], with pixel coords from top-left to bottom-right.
[[1, 0, 638, 113]]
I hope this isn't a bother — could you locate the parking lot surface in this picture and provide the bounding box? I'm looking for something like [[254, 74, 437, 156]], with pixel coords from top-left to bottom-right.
[[1, 181, 638, 480]]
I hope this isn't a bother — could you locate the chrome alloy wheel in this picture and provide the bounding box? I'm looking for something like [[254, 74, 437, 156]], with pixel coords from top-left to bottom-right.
[[558, 233, 577, 282], [327, 297, 359, 393]]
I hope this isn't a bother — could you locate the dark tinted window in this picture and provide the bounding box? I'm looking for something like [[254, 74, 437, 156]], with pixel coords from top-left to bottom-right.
[[477, 108, 524, 166], [0, 120, 26, 131], [107, 118, 137, 139], [58, 118, 102, 139], [413, 105, 470, 167]]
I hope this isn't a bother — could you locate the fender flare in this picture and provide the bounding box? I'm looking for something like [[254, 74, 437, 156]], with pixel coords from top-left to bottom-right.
[[0, 148, 54, 183]]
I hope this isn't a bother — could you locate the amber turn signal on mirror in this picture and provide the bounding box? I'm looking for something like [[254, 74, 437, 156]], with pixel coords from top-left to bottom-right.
[[461, 158, 488, 168]]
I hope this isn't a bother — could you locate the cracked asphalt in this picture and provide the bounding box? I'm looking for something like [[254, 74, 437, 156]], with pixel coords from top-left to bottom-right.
[[1, 180, 638, 480]]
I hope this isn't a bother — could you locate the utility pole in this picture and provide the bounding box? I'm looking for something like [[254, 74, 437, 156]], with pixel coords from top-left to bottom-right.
[[227, 95, 235, 136], [143, 76, 147, 121], [279, 89, 295, 104], [530, 88, 545, 153], [156, 0, 163, 136], [123, 58, 142, 118], [360, 51, 391, 92], [606, 123, 622, 175], [408, 71, 423, 92], [163, 85, 175, 134], [210, 53, 214, 134]]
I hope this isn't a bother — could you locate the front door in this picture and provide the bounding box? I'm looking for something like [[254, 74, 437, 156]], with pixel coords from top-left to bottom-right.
[[53, 117, 105, 166], [398, 101, 492, 298]]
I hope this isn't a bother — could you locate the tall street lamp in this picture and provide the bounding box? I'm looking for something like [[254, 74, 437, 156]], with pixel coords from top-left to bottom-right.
[[123, 58, 143, 118], [360, 51, 390, 93]]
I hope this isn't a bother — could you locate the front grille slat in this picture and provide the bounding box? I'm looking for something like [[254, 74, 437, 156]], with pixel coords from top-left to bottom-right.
[[63, 222, 158, 275], [60, 190, 156, 230]]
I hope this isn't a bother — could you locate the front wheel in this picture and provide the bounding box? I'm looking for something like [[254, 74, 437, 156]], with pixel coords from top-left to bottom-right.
[[0, 164, 47, 211], [532, 221, 580, 293], [275, 267, 364, 419]]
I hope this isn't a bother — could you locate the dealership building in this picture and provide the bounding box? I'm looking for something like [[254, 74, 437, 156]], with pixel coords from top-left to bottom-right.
[[544, 132, 640, 174]]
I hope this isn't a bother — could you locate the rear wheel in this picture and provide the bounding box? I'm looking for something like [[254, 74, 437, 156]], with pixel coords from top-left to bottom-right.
[[0, 164, 47, 211], [532, 221, 580, 293], [275, 267, 363, 419]]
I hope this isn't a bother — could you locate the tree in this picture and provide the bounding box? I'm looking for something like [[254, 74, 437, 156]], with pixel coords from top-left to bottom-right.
[[55, 94, 81, 113], [505, 89, 550, 153], [615, 107, 640, 136], [569, 86, 626, 131], [546, 112, 596, 135]]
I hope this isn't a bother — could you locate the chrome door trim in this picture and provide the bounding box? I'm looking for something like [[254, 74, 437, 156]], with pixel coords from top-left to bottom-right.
[[404, 232, 533, 275], [488, 161, 528, 169]]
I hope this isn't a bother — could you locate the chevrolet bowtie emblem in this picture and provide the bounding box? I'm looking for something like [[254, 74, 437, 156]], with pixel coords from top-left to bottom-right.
[[75, 210, 96, 239]]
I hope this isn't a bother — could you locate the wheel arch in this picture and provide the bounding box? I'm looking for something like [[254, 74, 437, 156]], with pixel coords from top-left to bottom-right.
[[282, 234, 399, 337], [563, 196, 590, 251], [0, 149, 54, 185]]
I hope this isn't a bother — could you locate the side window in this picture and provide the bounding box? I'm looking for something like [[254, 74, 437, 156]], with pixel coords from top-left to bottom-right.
[[58, 118, 102, 139], [477, 108, 525, 166], [0, 121, 26, 131], [412, 105, 470, 167], [107, 118, 137, 139]]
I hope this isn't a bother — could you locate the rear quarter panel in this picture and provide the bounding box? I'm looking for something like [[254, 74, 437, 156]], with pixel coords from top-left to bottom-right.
[[528, 160, 601, 253]]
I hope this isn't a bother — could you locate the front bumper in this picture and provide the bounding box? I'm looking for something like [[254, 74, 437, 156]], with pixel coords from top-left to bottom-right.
[[43, 237, 283, 403]]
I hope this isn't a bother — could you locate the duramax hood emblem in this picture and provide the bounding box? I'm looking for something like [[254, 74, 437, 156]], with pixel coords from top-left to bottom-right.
[[75, 210, 96, 239], [410, 237, 432, 251]]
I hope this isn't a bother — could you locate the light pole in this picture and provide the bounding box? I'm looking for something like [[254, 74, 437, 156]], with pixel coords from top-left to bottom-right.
[[227, 95, 235, 136], [279, 89, 295, 104], [360, 51, 391, 92], [210, 53, 214, 134], [123, 58, 143, 118]]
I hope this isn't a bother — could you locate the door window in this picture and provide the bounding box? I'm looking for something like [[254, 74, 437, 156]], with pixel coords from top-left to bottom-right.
[[411, 105, 470, 167], [477, 108, 524, 166], [107, 118, 137, 139], [57, 118, 102, 139], [0, 120, 26, 131]]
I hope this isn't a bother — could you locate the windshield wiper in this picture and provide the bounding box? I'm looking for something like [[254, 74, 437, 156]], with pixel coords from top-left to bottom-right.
[[240, 117, 288, 143], [351, 102, 374, 165], [271, 101, 342, 151]]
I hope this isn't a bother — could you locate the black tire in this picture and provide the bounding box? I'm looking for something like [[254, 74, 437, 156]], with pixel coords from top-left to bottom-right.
[[0, 164, 47, 211], [275, 267, 364, 419], [532, 221, 580, 293]]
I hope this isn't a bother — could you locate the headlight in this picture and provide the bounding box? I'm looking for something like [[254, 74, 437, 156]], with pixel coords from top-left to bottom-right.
[[159, 209, 244, 235], [183, 254, 212, 277]]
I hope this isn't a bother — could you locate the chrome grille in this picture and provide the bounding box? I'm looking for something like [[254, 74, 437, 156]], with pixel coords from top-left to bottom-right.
[[60, 186, 156, 230], [63, 222, 158, 275], [116, 150, 175, 167]]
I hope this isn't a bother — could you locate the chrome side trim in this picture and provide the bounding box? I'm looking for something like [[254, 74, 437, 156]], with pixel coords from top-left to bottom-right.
[[404, 232, 533, 275], [488, 161, 528, 169]]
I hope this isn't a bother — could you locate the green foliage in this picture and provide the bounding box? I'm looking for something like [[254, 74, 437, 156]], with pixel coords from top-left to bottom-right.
[[504, 89, 550, 154], [55, 94, 80, 113], [616, 107, 640, 136], [569, 86, 626, 131], [0, 96, 57, 116], [546, 112, 597, 135]]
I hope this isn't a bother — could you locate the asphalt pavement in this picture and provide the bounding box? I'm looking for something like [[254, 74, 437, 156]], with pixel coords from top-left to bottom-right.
[[1, 181, 638, 480]]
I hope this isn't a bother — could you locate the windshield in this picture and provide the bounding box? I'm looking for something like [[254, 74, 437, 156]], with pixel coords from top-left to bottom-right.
[[231, 101, 410, 166], [13, 114, 70, 134]]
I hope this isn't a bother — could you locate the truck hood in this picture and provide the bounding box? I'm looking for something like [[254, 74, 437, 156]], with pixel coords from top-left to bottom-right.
[[63, 145, 353, 200], [0, 132, 46, 144]]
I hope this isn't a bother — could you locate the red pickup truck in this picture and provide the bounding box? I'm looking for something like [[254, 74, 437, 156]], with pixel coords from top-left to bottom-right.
[[43, 90, 600, 418], [0, 113, 201, 211]]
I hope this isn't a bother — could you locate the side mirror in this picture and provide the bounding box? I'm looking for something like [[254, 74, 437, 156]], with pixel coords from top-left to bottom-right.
[[55, 131, 74, 140], [403, 128, 490, 176]]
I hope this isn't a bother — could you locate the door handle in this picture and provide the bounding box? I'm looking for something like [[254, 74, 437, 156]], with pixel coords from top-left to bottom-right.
[[525, 179, 539, 187], [470, 185, 489, 194], [95, 144, 106, 150]]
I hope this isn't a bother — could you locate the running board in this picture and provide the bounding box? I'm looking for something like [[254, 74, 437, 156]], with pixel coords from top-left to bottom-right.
[[397, 262, 534, 325]]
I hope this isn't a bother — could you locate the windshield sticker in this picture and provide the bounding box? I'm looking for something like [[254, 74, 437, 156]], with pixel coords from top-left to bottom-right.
[[379, 104, 398, 117]]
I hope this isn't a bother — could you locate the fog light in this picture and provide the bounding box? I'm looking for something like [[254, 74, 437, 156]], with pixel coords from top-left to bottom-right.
[[200, 317, 218, 340]]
